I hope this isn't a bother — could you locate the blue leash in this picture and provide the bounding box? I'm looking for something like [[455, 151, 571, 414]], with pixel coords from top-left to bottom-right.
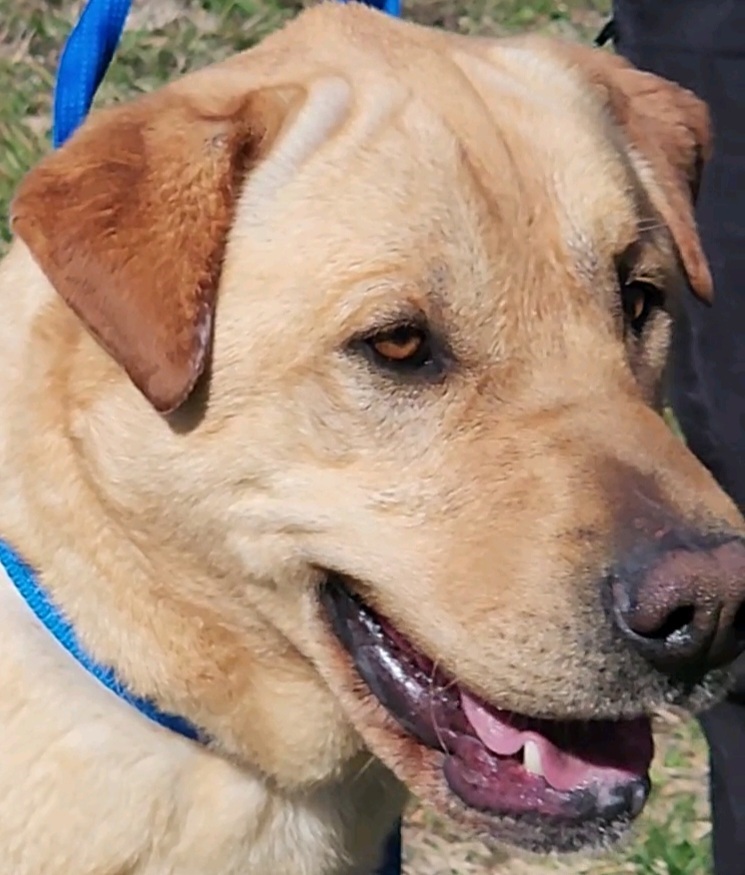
[[51, 2, 405, 872], [52, 0, 131, 148], [52, 0, 400, 148]]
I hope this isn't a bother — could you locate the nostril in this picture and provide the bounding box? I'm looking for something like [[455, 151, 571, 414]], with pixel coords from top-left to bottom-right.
[[610, 535, 745, 674], [641, 604, 696, 642]]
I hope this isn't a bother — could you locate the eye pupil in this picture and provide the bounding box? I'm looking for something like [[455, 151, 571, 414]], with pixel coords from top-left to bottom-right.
[[371, 327, 427, 363], [631, 293, 645, 321], [622, 281, 661, 335], [353, 319, 444, 379]]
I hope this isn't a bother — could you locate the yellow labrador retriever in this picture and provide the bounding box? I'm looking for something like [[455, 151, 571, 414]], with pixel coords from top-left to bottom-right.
[[2, 3, 745, 873]]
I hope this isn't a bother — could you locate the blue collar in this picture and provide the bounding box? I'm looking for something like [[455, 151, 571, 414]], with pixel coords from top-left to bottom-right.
[[0, 537, 403, 873], [0, 538, 205, 743]]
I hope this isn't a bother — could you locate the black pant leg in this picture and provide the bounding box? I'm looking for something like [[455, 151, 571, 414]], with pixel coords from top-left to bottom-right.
[[700, 700, 745, 875]]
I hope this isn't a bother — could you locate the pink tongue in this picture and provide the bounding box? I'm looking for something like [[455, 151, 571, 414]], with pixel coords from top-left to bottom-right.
[[461, 693, 651, 793]]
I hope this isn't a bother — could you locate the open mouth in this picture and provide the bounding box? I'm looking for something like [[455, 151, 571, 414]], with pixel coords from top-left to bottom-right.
[[321, 575, 655, 852]]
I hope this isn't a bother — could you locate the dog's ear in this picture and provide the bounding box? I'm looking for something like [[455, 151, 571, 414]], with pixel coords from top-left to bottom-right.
[[10, 84, 303, 413], [555, 42, 713, 302]]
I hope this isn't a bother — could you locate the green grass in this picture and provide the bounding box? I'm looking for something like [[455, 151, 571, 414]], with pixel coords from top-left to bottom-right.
[[0, 1, 715, 873]]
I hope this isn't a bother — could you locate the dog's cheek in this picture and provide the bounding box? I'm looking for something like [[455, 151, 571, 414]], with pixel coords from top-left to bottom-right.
[[232, 654, 366, 788], [627, 314, 672, 409]]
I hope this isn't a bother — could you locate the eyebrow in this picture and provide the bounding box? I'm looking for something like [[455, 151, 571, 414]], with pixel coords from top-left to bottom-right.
[[566, 210, 678, 300]]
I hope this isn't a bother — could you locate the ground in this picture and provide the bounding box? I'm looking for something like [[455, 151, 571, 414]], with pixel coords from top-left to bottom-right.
[[0, 1, 713, 873]]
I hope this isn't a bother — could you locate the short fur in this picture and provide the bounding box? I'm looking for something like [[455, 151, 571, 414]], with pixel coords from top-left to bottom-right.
[[1, 4, 743, 873]]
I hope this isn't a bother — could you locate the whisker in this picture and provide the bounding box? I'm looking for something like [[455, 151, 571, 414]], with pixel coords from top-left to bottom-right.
[[636, 218, 666, 234], [429, 660, 448, 755], [441, 676, 459, 694], [352, 753, 377, 785]]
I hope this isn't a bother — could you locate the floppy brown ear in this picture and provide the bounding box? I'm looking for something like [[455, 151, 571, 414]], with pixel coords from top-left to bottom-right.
[[11, 85, 299, 413], [554, 42, 713, 302]]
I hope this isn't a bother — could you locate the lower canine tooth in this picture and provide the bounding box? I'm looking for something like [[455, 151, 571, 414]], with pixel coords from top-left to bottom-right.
[[523, 740, 544, 777]]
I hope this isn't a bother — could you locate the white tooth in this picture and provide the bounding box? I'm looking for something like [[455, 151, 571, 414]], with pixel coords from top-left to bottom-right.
[[523, 741, 544, 777]]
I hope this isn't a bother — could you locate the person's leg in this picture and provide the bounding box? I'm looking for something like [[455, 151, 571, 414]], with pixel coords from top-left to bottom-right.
[[610, 3, 745, 872], [700, 698, 745, 871]]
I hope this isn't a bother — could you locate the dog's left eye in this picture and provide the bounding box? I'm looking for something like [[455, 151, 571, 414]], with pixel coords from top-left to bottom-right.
[[622, 281, 663, 337], [371, 326, 428, 362], [357, 323, 440, 376]]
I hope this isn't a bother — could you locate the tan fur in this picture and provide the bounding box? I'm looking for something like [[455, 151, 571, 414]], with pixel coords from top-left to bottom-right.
[[0, 4, 742, 873]]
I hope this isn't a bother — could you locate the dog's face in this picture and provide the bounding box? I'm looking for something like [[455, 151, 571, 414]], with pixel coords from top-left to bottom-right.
[[10, 5, 745, 856]]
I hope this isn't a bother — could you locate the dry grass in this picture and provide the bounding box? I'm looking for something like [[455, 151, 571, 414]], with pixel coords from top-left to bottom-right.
[[0, 2, 714, 873]]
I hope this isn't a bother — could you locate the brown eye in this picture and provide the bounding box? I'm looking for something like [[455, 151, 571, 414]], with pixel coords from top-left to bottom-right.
[[622, 281, 663, 336], [371, 326, 427, 363], [355, 322, 443, 378]]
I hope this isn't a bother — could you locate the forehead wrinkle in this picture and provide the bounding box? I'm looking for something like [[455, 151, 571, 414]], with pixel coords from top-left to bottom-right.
[[447, 46, 636, 299], [372, 33, 536, 235]]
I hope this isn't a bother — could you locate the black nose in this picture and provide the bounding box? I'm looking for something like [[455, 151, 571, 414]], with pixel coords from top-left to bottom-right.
[[609, 535, 745, 677]]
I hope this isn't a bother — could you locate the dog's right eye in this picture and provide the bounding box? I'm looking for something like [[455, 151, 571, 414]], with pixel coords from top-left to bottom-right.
[[621, 280, 664, 338]]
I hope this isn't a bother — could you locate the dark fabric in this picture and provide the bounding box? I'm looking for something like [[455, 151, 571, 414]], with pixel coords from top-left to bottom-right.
[[612, 3, 745, 872], [375, 820, 403, 875], [700, 702, 745, 875]]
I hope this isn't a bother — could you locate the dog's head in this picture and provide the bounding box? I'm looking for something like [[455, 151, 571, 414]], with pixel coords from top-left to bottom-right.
[[11, 4, 745, 855]]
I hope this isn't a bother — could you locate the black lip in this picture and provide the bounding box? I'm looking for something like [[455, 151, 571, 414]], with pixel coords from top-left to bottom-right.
[[321, 574, 468, 748], [320, 574, 653, 846]]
